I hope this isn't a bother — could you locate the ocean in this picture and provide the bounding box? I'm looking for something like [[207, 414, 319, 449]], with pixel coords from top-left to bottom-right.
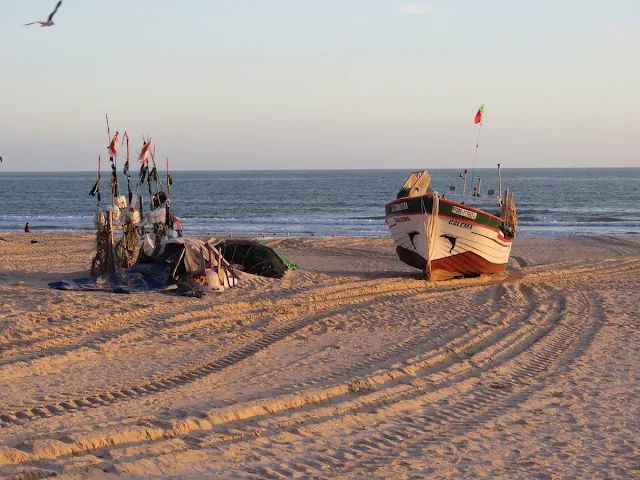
[[1, 169, 639, 237]]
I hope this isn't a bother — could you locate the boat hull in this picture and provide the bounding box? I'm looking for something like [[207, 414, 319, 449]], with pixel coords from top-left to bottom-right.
[[385, 196, 513, 280]]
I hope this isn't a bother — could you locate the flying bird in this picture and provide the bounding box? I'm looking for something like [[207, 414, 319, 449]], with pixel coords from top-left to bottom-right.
[[24, 1, 63, 27]]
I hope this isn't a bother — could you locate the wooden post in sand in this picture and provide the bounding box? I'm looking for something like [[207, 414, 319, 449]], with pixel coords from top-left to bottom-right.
[[105, 209, 116, 275], [107, 209, 114, 245]]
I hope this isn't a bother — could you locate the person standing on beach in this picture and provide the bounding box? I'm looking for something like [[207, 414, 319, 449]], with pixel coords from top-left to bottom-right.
[[24, 223, 31, 233]]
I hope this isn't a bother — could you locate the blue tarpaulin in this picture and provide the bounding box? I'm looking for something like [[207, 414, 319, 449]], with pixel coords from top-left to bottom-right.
[[48, 263, 172, 294]]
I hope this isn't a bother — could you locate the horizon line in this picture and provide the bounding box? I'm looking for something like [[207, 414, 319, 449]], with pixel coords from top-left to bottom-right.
[[2, 166, 639, 174]]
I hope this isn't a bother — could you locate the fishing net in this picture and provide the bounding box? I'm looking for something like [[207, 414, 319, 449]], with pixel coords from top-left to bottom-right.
[[115, 225, 140, 269], [91, 229, 110, 276]]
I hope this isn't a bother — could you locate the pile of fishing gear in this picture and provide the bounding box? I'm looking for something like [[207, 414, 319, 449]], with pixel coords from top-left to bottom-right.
[[48, 115, 298, 296]]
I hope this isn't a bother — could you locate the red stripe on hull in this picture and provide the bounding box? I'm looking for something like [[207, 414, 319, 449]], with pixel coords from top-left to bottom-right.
[[437, 253, 483, 276], [431, 251, 507, 278]]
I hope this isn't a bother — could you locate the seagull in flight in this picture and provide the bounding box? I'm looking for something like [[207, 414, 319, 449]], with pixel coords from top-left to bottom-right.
[[24, 1, 63, 27]]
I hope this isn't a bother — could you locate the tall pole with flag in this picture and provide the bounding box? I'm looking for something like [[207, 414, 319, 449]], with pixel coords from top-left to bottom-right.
[[470, 104, 484, 196], [122, 132, 132, 203], [106, 114, 120, 203]]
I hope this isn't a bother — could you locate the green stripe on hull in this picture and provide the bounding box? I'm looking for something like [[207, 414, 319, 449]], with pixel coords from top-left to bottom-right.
[[438, 200, 503, 230], [385, 196, 434, 216], [385, 196, 503, 231]]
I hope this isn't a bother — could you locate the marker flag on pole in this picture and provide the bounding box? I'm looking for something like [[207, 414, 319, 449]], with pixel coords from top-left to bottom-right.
[[89, 179, 99, 197], [122, 132, 130, 175], [107, 132, 119, 158], [474, 105, 484, 124], [90, 156, 101, 197], [138, 138, 152, 164]]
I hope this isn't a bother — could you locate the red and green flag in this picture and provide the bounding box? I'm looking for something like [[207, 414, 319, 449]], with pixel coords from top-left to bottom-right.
[[474, 104, 484, 124]]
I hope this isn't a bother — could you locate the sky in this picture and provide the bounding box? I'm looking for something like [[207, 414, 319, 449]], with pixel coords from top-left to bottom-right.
[[0, 0, 638, 171]]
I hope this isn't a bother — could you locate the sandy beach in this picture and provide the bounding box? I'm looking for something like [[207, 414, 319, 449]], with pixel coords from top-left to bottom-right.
[[0, 232, 638, 479]]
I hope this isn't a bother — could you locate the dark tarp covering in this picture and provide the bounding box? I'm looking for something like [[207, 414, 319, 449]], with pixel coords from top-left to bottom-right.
[[220, 240, 297, 279]]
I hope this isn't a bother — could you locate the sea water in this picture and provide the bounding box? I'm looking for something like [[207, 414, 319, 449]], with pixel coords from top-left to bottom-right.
[[0, 169, 638, 237]]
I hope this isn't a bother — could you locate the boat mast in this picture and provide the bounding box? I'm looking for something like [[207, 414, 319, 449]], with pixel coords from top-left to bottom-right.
[[498, 163, 503, 205], [460, 169, 468, 195], [463, 169, 467, 195]]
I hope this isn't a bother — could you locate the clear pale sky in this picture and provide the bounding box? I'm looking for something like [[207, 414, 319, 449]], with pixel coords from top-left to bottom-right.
[[1, 0, 638, 171]]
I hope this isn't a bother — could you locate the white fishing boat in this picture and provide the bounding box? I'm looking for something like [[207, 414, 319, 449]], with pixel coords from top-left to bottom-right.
[[385, 105, 518, 280], [385, 167, 517, 281]]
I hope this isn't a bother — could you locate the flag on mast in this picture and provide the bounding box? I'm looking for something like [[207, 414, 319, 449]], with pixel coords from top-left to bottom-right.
[[474, 105, 484, 124]]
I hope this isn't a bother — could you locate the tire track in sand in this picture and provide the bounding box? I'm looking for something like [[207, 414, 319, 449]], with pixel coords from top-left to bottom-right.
[[0, 282, 544, 470], [236, 289, 601, 479], [0, 282, 524, 469], [44, 282, 554, 474], [0, 277, 490, 385], [0, 278, 497, 426], [0, 273, 492, 367], [0, 256, 628, 477]]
